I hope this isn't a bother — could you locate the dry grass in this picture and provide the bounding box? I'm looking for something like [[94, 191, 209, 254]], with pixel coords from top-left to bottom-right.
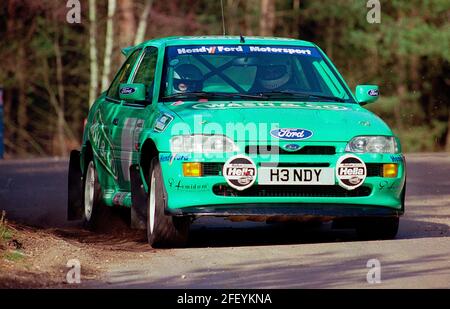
[[0, 215, 146, 287], [0, 211, 24, 262], [0, 210, 13, 245]]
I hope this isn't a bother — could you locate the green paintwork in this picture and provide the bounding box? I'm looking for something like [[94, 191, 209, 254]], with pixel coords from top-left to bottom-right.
[[121, 46, 134, 57], [355, 85, 379, 104], [79, 36, 405, 213]]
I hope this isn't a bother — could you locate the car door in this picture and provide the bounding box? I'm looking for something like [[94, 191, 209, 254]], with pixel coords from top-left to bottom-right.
[[112, 46, 159, 190], [100, 48, 142, 184]]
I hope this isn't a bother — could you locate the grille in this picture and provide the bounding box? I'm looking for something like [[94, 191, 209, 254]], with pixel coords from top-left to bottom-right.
[[203, 163, 384, 177], [245, 145, 336, 155], [203, 162, 224, 176], [366, 164, 383, 177], [213, 185, 372, 197]]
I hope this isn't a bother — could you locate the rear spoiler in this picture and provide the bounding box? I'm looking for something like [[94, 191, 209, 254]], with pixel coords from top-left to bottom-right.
[[121, 46, 134, 57]]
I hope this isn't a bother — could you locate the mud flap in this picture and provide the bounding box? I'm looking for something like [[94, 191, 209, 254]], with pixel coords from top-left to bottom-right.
[[67, 150, 83, 220], [130, 164, 147, 230]]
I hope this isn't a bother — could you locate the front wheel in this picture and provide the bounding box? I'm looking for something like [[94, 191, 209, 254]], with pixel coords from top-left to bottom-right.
[[147, 158, 190, 248]]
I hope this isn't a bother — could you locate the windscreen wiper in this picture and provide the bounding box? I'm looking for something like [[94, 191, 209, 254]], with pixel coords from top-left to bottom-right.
[[162, 92, 268, 100], [255, 91, 346, 103]]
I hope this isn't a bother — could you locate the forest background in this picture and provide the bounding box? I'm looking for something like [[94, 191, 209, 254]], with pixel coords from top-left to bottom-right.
[[0, 0, 449, 158]]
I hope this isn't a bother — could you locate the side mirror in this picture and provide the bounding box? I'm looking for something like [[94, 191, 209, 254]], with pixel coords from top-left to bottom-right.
[[355, 85, 379, 105], [119, 83, 146, 102]]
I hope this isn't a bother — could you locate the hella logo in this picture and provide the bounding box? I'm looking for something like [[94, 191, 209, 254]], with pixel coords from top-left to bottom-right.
[[270, 128, 313, 141]]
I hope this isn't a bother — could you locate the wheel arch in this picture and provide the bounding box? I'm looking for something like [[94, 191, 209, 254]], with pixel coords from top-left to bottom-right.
[[140, 139, 159, 184], [81, 141, 94, 173], [129, 138, 159, 230]]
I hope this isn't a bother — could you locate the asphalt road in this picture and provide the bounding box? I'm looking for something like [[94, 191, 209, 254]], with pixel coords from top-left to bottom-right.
[[0, 154, 449, 288]]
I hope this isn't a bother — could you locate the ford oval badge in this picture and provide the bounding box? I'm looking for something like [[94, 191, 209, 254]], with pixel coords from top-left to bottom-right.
[[120, 87, 136, 95], [270, 128, 313, 141], [368, 89, 379, 96], [284, 144, 301, 151]]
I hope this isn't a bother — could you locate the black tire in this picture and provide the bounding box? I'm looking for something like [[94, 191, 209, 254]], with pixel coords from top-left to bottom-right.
[[146, 157, 190, 248], [82, 160, 107, 230], [400, 183, 406, 213], [356, 217, 399, 240]]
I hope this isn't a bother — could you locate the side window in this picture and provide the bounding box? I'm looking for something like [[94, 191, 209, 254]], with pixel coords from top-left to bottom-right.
[[133, 47, 158, 99], [107, 49, 142, 100]]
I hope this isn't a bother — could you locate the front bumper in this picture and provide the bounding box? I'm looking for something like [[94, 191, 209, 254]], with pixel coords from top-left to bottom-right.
[[159, 150, 406, 215], [166, 203, 402, 218]]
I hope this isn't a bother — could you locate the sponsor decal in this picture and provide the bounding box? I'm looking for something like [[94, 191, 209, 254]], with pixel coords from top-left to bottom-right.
[[168, 178, 209, 191], [136, 119, 144, 128], [192, 102, 349, 110], [133, 119, 144, 151], [177, 45, 244, 55], [336, 154, 367, 190], [284, 144, 301, 151], [368, 89, 379, 96], [248, 46, 314, 55], [120, 87, 136, 95], [112, 192, 128, 206], [171, 45, 320, 57], [390, 154, 404, 163], [171, 100, 184, 106], [160, 153, 190, 164], [271, 128, 313, 141], [223, 155, 257, 191], [378, 180, 402, 192], [89, 111, 118, 178], [154, 113, 174, 132], [120, 117, 140, 181]]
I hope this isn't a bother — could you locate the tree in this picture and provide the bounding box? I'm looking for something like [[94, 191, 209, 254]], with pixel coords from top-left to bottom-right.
[[259, 0, 276, 36], [0, 0, 448, 157], [118, 0, 136, 47], [135, 0, 153, 45], [88, 0, 98, 107], [101, 0, 117, 92]]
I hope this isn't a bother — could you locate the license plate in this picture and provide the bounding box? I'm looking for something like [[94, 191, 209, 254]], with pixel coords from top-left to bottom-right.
[[258, 167, 335, 185]]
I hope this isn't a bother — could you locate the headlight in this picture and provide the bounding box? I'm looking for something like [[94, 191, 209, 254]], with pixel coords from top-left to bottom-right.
[[170, 135, 239, 153], [345, 136, 398, 153]]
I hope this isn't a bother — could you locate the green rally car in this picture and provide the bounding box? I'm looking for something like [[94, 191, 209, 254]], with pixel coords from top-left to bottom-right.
[[68, 36, 406, 247]]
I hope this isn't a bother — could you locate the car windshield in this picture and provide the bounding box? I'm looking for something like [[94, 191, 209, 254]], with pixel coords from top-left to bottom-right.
[[160, 44, 355, 103]]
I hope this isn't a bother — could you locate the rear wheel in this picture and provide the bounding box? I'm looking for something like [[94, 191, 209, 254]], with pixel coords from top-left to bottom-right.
[[82, 160, 106, 230], [146, 158, 190, 248], [356, 217, 399, 240]]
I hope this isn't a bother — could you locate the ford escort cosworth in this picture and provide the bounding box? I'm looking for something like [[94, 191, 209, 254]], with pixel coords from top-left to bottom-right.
[[68, 36, 405, 247]]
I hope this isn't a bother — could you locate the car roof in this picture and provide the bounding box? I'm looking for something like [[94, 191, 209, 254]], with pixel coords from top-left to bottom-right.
[[124, 36, 317, 55]]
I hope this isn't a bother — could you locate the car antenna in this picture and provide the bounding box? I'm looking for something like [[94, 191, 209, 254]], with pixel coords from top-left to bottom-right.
[[220, 0, 226, 36]]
